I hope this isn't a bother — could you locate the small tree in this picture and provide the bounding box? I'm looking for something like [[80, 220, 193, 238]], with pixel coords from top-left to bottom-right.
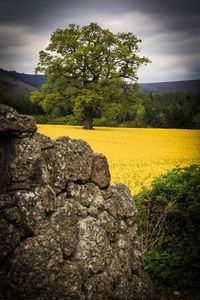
[[31, 23, 150, 129]]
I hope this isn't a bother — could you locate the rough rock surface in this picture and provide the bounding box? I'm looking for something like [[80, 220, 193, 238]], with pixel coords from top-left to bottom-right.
[[0, 105, 155, 300]]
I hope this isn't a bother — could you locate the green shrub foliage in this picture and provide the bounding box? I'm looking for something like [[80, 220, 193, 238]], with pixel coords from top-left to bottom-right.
[[135, 165, 200, 290]]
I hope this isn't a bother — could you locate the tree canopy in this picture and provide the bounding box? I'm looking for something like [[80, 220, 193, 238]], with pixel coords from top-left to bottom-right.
[[31, 22, 150, 129]]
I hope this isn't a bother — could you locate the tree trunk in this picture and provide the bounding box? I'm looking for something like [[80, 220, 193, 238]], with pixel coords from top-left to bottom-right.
[[83, 114, 93, 130]]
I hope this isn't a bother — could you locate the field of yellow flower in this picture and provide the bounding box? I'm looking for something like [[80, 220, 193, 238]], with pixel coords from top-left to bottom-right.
[[38, 125, 200, 195]]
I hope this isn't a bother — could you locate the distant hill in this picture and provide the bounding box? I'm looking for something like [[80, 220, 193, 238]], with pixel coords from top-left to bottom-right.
[[140, 80, 200, 93], [0, 69, 46, 95], [0, 68, 199, 94]]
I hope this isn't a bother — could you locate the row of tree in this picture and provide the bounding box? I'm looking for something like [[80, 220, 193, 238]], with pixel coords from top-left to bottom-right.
[[0, 84, 43, 115], [1, 81, 199, 129], [31, 87, 200, 129], [142, 91, 200, 129]]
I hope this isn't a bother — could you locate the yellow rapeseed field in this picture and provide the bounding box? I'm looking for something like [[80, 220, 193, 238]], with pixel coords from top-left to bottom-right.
[[38, 125, 200, 195]]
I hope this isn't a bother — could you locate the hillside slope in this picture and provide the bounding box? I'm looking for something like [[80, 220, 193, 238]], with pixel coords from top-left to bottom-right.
[[0, 70, 38, 95]]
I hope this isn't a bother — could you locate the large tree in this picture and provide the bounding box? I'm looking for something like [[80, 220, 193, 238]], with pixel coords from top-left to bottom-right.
[[31, 23, 150, 129]]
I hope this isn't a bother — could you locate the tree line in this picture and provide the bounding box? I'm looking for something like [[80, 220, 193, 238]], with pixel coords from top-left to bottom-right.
[[142, 91, 200, 129], [1, 81, 199, 129], [0, 84, 43, 115], [32, 87, 200, 129]]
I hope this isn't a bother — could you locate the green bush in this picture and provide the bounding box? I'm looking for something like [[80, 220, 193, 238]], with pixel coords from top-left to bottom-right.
[[93, 118, 110, 127], [135, 165, 200, 290], [32, 114, 82, 125], [93, 118, 118, 127], [32, 115, 48, 124], [47, 115, 81, 125], [144, 250, 200, 290]]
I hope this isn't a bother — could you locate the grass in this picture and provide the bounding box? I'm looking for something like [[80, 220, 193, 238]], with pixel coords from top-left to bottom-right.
[[37, 125, 200, 195]]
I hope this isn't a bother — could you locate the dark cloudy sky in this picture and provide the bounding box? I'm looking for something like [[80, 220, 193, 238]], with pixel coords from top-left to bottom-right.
[[0, 0, 199, 82]]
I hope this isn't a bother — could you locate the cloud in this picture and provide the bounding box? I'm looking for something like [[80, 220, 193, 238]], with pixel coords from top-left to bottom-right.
[[138, 52, 200, 82], [0, 25, 50, 73], [0, 26, 28, 48], [1, 0, 199, 28], [0, 0, 199, 81]]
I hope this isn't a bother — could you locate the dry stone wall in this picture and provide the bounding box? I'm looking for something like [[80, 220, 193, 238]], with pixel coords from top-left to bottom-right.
[[0, 105, 155, 300]]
